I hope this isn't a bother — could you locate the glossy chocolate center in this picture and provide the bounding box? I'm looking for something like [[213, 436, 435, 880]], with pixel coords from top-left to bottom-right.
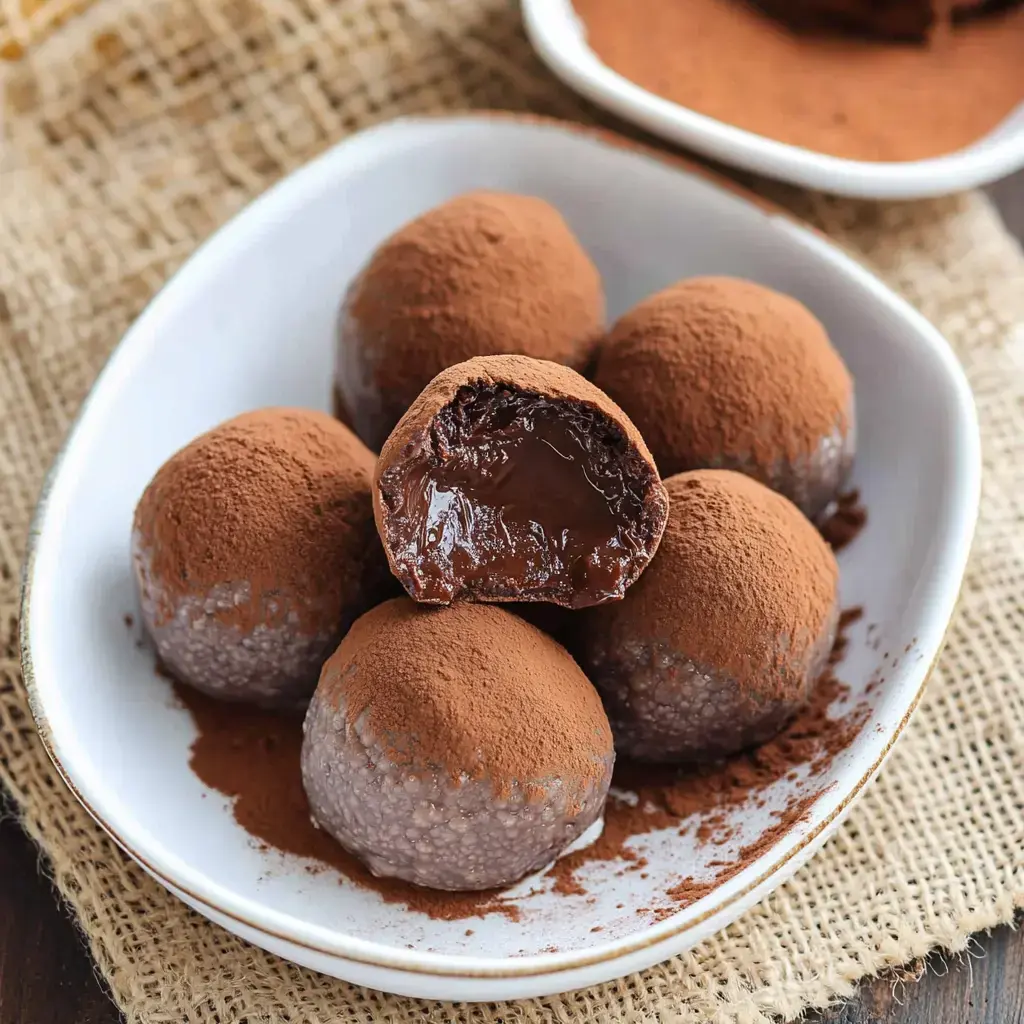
[[378, 384, 659, 608]]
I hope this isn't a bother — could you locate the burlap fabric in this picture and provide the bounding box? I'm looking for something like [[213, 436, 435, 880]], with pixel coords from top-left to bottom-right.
[[2, 2, 1023, 1021]]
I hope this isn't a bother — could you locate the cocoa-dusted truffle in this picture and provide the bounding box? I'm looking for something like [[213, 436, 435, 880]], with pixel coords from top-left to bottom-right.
[[336, 191, 605, 451], [133, 408, 393, 708], [574, 470, 840, 762], [301, 599, 614, 891], [373, 355, 670, 609], [592, 277, 855, 520]]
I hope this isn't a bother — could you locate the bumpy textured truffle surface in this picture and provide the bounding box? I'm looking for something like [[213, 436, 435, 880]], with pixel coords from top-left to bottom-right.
[[301, 599, 614, 891], [133, 408, 393, 708], [373, 355, 670, 609], [335, 191, 605, 451], [592, 277, 854, 520], [574, 470, 840, 763]]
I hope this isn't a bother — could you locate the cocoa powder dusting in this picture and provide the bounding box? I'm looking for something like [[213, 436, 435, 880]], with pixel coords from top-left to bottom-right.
[[174, 683, 522, 922], [135, 408, 386, 635], [594, 279, 852, 475], [339, 192, 605, 450], [573, 0, 1024, 163], [581, 471, 839, 704], [821, 489, 869, 551], [318, 600, 613, 805]]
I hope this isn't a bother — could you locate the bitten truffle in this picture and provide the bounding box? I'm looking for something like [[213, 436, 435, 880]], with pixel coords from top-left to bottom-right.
[[373, 355, 670, 609], [301, 599, 615, 891], [335, 191, 605, 451], [132, 408, 393, 708], [592, 277, 855, 520], [574, 470, 840, 762]]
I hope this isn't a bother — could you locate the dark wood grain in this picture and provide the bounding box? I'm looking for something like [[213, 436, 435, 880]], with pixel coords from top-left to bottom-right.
[[1, 178, 1022, 1024], [0, 806, 117, 1024]]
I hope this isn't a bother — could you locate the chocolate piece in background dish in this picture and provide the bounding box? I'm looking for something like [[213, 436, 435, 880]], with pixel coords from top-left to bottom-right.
[[132, 408, 394, 709], [951, 0, 1024, 23], [751, 0, 935, 41], [751, 0, 1022, 40], [573, 470, 840, 763], [301, 598, 614, 892], [335, 191, 605, 451], [592, 277, 854, 521], [374, 355, 670, 609]]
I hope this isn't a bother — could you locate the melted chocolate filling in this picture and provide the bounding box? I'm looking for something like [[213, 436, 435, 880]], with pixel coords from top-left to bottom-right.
[[379, 384, 661, 608]]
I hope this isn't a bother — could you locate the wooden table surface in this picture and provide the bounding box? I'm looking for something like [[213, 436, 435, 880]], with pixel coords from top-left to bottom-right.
[[2, 176, 1022, 1024]]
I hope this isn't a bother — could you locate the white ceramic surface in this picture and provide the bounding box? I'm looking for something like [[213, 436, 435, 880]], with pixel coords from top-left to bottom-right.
[[21, 115, 980, 1001], [522, 0, 1024, 200]]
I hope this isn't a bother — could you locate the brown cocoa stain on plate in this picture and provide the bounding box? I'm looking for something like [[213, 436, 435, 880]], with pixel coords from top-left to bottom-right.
[[173, 683, 521, 922]]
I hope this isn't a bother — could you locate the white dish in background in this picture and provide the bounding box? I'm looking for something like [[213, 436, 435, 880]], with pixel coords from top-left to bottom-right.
[[522, 0, 1024, 199], [21, 114, 979, 1001]]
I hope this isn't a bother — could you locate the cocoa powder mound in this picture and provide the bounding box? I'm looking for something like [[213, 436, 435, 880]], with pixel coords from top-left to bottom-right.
[[134, 407, 392, 635], [317, 599, 614, 803], [336, 191, 605, 451], [573, 0, 1024, 163], [592, 277, 853, 516]]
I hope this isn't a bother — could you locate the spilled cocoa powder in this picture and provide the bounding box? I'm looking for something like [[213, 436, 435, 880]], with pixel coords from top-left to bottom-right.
[[821, 489, 869, 551], [173, 682, 522, 922], [173, 607, 868, 922], [573, 0, 1024, 163], [546, 619, 869, 905]]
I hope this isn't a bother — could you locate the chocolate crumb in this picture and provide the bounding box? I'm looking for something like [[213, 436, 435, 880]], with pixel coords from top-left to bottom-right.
[[820, 489, 868, 551]]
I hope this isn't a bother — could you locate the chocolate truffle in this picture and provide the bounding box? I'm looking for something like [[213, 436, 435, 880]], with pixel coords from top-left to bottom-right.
[[335, 191, 605, 451], [301, 599, 614, 891], [133, 408, 393, 708], [592, 277, 854, 520], [574, 470, 840, 762], [373, 355, 670, 609]]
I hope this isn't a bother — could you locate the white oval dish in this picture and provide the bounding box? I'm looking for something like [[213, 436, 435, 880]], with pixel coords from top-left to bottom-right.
[[21, 114, 980, 1001], [522, 0, 1024, 200]]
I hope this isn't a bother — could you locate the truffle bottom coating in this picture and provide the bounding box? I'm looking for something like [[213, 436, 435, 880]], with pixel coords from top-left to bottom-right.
[[709, 419, 855, 523], [585, 607, 839, 763], [301, 690, 613, 891], [134, 537, 339, 709]]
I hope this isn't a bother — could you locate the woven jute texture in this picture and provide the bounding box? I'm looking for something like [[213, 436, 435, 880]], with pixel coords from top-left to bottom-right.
[[2, 1, 1023, 1021]]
